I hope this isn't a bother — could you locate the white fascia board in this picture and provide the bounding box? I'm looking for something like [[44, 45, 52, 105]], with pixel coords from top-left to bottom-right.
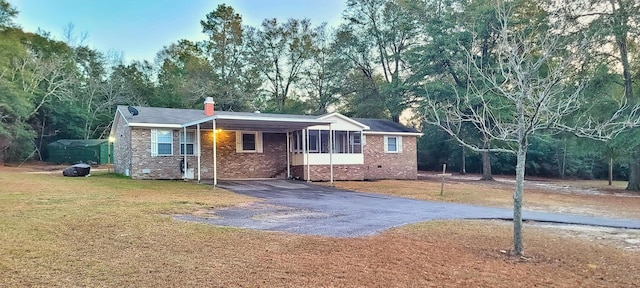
[[182, 114, 334, 127], [363, 131, 424, 136], [182, 116, 217, 127], [127, 123, 184, 128], [109, 111, 121, 137], [317, 112, 370, 130], [109, 109, 130, 137], [116, 108, 130, 125], [217, 114, 333, 124]]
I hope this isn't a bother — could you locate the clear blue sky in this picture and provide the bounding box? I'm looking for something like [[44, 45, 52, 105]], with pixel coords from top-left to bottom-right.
[[11, 0, 346, 63]]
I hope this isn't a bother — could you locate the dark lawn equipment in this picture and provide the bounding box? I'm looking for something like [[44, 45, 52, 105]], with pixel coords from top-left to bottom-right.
[[62, 163, 91, 177]]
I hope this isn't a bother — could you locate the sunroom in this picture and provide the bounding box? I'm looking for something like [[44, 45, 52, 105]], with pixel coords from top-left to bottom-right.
[[289, 113, 369, 181]]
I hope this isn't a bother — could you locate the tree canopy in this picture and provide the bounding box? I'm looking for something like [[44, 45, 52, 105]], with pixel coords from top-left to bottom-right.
[[1, 0, 639, 197]]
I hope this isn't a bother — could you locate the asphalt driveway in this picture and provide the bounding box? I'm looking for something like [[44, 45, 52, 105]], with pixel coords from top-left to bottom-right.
[[175, 180, 640, 237]]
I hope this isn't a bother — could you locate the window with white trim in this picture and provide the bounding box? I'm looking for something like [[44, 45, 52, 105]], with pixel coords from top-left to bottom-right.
[[292, 130, 301, 152], [350, 132, 362, 153], [151, 129, 173, 156], [308, 130, 319, 152], [320, 130, 330, 153], [180, 131, 196, 155], [291, 129, 362, 154], [333, 131, 362, 154], [384, 135, 402, 153], [236, 131, 263, 153]]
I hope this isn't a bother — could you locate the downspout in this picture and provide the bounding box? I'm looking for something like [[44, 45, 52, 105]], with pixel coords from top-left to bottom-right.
[[213, 119, 217, 187], [197, 123, 201, 183]]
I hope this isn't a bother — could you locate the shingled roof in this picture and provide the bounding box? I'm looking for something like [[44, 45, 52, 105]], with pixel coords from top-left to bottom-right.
[[114, 106, 420, 135], [117, 106, 320, 126], [354, 118, 420, 133]]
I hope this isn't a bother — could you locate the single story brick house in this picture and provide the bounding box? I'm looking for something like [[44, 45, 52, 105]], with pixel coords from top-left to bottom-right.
[[109, 97, 422, 185]]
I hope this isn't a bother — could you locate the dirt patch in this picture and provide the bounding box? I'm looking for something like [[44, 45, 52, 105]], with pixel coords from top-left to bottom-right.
[[434, 173, 640, 197], [333, 172, 640, 253], [533, 223, 640, 252]]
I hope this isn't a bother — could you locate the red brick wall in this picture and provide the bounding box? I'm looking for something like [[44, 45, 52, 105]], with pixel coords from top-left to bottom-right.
[[126, 129, 287, 180], [129, 129, 184, 179], [291, 164, 365, 181], [363, 134, 417, 180], [118, 126, 418, 181], [199, 131, 287, 179]]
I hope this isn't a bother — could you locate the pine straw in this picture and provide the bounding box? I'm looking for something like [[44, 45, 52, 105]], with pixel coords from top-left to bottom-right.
[[1, 168, 638, 287]]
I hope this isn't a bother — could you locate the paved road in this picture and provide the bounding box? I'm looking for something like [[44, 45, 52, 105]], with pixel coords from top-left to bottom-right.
[[174, 180, 640, 237]]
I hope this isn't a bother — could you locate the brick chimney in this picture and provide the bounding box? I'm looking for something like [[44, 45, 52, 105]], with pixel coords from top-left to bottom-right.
[[204, 97, 215, 116]]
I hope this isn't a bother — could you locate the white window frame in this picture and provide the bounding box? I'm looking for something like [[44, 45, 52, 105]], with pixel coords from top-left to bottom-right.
[[180, 131, 197, 155], [151, 129, 173, 157], [236, 131, 263, 153], [308, 130, 320, 153], [350, 131, 362, 153], [384, 135, 402, 153]]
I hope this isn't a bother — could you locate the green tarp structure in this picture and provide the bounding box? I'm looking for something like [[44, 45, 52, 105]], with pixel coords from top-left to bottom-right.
[[47, 139, 113, 165]]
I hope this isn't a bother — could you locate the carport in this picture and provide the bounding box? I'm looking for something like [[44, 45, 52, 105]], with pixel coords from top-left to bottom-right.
[[181, 111, 335, 186]]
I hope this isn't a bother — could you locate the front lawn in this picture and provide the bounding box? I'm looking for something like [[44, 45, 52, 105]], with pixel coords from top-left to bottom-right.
[[1, 168, 638, 287]]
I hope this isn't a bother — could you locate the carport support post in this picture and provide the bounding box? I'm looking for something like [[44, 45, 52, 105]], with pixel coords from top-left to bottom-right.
[[286, 131, 291, 179], [213, 119, 217, 187], [183, 127, 187, 180], [197, 124, 201, 183], [305, 128, 310, 182], [329, 124, 334, 185]]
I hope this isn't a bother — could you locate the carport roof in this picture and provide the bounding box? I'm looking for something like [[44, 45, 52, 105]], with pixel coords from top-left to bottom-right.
[[116, 106, 333, 133]]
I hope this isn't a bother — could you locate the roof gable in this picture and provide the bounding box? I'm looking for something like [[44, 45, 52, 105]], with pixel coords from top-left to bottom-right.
[[316, 112, 370, 130]]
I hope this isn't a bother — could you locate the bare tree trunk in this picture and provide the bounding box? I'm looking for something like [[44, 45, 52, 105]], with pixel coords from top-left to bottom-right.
[[609, 157, 613, 186], [481, 150, 494, 180], [561, 142, 567, 179], [480, 136, 494, 180], [627, 150, 640, 191], [609, 3, 639, 192], [460, 146, 466, 175], [513, 137, 527, 256]]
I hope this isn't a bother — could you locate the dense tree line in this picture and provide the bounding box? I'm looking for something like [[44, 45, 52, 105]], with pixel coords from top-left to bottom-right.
[[1, 0, 639, 192]]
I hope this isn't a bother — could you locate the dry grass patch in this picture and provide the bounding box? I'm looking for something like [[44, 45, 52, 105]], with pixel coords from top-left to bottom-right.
[[1, 167, 639, 287], [0, 168, 252, 286], [332, 178, 640, 219]]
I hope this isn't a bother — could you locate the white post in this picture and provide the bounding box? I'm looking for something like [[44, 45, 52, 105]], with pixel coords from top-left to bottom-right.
[[329, 125, 334, 184], [286, 131, 291, 179], [303, 129, 309, 182], [183, 127, 187, 180], [213, 120, 217, 187], [197, 123, 201, 183]]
